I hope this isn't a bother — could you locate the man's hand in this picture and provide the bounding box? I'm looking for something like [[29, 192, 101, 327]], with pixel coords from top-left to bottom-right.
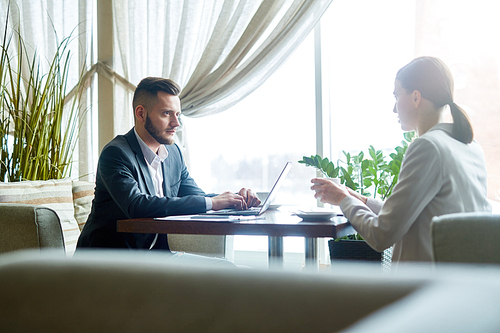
[[238, 188, 261, 208], [210, 188, 261, 211], [211, 191, 248, 211]]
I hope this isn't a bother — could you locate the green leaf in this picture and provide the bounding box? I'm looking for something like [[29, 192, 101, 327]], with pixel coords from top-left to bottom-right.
[[325, 162, 336, 177], [368, 146, 376, 160], [368, 165, 376, 176], [321, 157, 330, 171], [313, 155, 323, 168], [343, 151, 351, 164], [363, 178, 372, 187], [361, 159, 370, 170]]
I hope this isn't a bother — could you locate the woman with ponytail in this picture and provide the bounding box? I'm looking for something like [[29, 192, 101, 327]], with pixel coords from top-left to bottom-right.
[[311, 57, 491, 264]]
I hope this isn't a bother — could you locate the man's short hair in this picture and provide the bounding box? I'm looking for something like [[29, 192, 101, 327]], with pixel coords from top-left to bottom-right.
[[132, 77, 181, 111]]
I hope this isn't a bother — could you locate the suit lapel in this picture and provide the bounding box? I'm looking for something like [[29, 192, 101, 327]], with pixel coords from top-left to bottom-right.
[[162, 146, 172, 197], [162, 160, 169, 197], [124, 129, 156, 196]]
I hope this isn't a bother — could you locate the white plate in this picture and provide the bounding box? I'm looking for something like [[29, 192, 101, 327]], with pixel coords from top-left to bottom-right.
[[294, 211, 338, 221]]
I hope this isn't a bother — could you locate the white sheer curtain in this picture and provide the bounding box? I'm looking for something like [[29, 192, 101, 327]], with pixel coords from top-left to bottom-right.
[[1, 0, 332, 177], [0, 0, 90, 94], [111, 0, 332, 139], [0, 0, 93, 179]]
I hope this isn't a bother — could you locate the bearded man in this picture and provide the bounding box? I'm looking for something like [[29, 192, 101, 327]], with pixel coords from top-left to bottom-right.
[[77, 77, 260, 255]]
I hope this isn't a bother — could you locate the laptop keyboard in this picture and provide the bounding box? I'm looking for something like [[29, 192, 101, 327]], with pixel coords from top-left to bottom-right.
[[203, 206, 261, 216], [219, 207, 260, 214]]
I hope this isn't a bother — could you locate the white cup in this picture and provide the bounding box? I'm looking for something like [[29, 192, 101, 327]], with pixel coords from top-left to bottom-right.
[[329, 177, 341, 185]]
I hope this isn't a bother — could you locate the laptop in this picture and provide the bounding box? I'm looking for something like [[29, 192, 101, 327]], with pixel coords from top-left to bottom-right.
[[202, 161, 292, 216]]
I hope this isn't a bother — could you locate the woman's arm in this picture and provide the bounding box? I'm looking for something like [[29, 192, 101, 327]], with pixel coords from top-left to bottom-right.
[[339, 138, 442, 252]]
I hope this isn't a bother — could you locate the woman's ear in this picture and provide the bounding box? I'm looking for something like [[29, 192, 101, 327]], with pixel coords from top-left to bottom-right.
[[412, 90, 422, 108]]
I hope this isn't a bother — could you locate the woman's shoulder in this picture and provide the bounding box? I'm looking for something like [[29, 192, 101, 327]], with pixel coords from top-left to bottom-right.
[[409, 123, 484, 161], [420, 123, 483, 151], [407, 132, 441, 154], [411, 124, 456, 150], [421, 123, 453, 140]]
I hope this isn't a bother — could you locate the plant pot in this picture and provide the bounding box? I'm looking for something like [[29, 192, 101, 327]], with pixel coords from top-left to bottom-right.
[[328, 239, 382, 262]]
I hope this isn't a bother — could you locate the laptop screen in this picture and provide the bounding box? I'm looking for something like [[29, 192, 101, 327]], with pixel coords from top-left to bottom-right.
[[201, 161, 292, 216], [258, 161, 292, 214]]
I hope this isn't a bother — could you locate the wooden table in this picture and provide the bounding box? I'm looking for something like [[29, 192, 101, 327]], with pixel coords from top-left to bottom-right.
[[117, 207, 356, 269]]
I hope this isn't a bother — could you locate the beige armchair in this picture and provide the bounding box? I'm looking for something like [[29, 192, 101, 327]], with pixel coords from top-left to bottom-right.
[[0, 203, 65, 253], [0, 202, 225, 257], [168, 234, 225, 257], [431, 212, 500, 264], [0, 179, 225, 258]]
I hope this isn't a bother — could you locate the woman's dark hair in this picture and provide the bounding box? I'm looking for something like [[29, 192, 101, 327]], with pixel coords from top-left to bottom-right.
[[396, 56, 473, 144], [133, 77, 181, 111]]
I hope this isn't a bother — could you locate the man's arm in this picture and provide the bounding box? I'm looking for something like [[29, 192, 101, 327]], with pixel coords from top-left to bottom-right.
[[99, 143, 207, 218]]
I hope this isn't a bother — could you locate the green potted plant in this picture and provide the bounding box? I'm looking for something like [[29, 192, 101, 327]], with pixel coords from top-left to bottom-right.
[[298, 132, 416, 263], [0, 7, 86, 182]]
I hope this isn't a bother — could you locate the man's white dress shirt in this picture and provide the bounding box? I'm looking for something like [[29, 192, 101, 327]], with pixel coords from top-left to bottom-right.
[[134, 130, 168, 249], [134, 129, 212, 249]]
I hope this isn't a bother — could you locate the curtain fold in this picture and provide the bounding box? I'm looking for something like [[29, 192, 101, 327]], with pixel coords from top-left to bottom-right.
[[1, 0, 332, 176], [182, 0, 331, 117], [113, 0, 332, 122]]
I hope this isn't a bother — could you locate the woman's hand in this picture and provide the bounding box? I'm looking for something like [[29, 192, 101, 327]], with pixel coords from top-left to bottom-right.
[[311, 178, 350, 205], [346, 187, 368, 205]]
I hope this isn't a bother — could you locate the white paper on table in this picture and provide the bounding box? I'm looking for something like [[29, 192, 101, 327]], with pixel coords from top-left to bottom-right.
[[155, 215, 260, 222]]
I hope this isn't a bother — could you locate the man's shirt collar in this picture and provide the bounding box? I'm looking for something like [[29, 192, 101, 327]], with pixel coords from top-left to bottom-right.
[[134, 128, 169, 164]]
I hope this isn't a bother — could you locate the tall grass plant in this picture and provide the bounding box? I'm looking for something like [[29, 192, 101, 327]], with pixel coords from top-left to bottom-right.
[[0, 6, 85, 181]]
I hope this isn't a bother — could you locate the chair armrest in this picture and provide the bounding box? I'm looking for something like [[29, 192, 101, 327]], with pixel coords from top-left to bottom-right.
[[0, 203, 65, 253]]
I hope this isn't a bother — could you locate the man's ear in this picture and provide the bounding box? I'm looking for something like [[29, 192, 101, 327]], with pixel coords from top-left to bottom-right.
[[135, 105, 146, 122], [412, 90, 422, 108]]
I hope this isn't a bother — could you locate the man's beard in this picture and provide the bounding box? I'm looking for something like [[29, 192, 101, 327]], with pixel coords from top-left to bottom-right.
[[145, 113, 174, 145]]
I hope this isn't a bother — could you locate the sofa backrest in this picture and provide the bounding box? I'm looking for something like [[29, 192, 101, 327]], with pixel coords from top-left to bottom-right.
[[431, 212, 500, 264], [0, 179, 85, 254], [71, 181, 95, 231], [0, 179, 226, 257], [0, 250, 419, 332], [2, 250, 500, 332], [0, 204, 65, 253]]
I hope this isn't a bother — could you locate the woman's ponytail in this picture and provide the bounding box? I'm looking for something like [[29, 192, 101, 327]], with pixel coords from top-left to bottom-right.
[[396, 57, 474, 144], [449, 102, 473, 144]]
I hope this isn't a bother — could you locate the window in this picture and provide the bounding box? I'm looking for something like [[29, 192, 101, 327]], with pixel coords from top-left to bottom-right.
[[183, 1, 417, 267], [322, 0, 500, 208], [322, 1, 416, 159], [184, 0, 500, 267], [183, 29, 317, 268]]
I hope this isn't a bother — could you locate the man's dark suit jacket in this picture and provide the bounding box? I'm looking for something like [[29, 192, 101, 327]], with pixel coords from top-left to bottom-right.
[[76, 129, 209, 250]]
